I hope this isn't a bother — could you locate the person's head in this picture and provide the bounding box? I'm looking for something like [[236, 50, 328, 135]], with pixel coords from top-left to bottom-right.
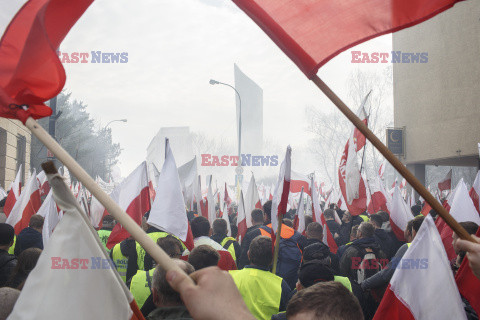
[[297, 261, 334, 291], [157, 235, 183, 259], [0, 287, 20, 320], [8, 248, 42, 288], [405, 219, 414, 242], [283, 218, 293, 228], [328, 203, 336, 210], [188, 245, 220, 270], [357, 222, 374, 239], [29, 215, 44, 232], [323, 209, 335, 221], [248, 236, 272, 268], [302, 243, 331, 266], [102, 215, 115, 229], [411, 204, 421, 216], [304, 215, 313, 230], [411, 215, 425, 239], [286, 282, 364, 320], [377, 211, 390, 224], [369, 214, 383, 229], [251, 209, 264, 226], [453, 221, 479, 255], [212, 219, 228, 236], [191, 216, 211, 238], [341, 211, 352, 223], [0, 223, 15, 250], [306, 222, 323, 241], [263, 200, 272, 223], [151, 259, 195, 307], [350, 225, 359, 241]]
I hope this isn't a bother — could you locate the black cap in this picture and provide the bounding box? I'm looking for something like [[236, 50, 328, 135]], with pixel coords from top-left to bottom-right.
[[0, 223, 15, 246], [302, 242, 331, 262], [298, 261, 334, 288]]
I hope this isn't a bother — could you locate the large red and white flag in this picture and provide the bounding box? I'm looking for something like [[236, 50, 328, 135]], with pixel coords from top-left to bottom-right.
[[338, 96, 369, 216], [387, 186, 414, 242], [469, 170, 480, 213], [236, 190, 247, 243], [438, 169, 452, 192], [244, 174, 262, 228], [271, 146, 291, 232], [106, 162, 150, 249], [368, 174, 389, 213], [6, 169, 41, 234], [373, 215, 467, 320], [147, 142, 194, 250], [290, 170, 311, 196], [3, 164, 22, 216], [8, 169, 144, 320]]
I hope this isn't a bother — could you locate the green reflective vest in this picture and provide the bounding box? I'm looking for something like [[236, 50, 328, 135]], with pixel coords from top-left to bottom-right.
[[97, 230, 112, 252], [334, 275, 352, 292], [229, 268, 283, 320], [220, 237, 237, 262], [8, 235, 16, 255], [111, 243, 128, 283], [136, 232, 187, 270], [359, 215, 370, 222], [130, 268, 155, 309]]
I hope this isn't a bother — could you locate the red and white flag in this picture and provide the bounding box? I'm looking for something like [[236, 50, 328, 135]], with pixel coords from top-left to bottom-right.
[[206, 175, 216, 225], [6, 169, 41, 234], [338, 96, 369, 216], [378, 160, 386, 179], [438, 169, 452, 192], [387, 186, 414, 242], [236, 190, 247, 243], [224, 182, 233, 214], [36, 170, 50, 196], [290, 170, 311, 196], [271, 146, 291, 232], [39, 190, 63, 246], [147, 142, 194, 250], [89, 195, 105, 229], [374, 215, 467, 320], [0, 187, 6, 202], [311, 176, 338, 254], [293, 188, 305, 234], [244, 174, 262, 228], [469, 170, 480, 213], [3, 164, 22, 216], [8, 169, 144, 320], [178, 157, 198, 211], [106, 162, 150, 249]]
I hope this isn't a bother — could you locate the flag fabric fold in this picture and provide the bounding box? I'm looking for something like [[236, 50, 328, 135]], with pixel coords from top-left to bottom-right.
[[387, 187, 414, 242], [271, 146, 292, 232], [3, 164, 22, 216], [244, 174, 262, 228]]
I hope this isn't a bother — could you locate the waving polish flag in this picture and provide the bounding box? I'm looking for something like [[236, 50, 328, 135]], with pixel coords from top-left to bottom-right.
[[38, 191, 63, 246], [147, 141, 194, 250], [374, 215, 467, 320], [244, 174, 262, 228], [387, 187, 414, 241], [311, 176, 338, 254], [469, 170, 480, 213], [224, 182, 232, 213], [6, 169, 41, 234], [236, 190, 247, 243], [4, 164, 23, 217], [106, 162, 150, 249], [290, 170, 311, 196], [271, 146, 292, 232], [293, 188, 305, 234], [438, 169, 452, 192]]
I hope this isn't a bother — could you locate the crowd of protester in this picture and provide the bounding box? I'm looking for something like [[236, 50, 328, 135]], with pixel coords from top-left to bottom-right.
[[1, 197, 480, 320]]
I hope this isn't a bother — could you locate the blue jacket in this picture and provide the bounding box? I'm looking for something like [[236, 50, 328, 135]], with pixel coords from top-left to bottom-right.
[[14, 227, 43, 256]]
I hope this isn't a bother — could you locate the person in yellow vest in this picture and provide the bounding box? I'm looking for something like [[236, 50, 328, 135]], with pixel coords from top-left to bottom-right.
[[0, 224, 17, 287], [130, 235, 184, 316], [110, 238, 134, 284], [210, 219, 240, 263], [97, 215, 115, 253], [229, 236, 293, 320], [7, 235, 15, 255]]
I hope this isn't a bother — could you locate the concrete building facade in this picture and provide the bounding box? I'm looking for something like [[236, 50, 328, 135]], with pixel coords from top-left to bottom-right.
[[392, 1, 480, 186], [0, 118, 31, 190]]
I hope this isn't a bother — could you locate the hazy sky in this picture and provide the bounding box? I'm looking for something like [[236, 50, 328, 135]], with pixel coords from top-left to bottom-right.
[[1, 0, 393, 184]]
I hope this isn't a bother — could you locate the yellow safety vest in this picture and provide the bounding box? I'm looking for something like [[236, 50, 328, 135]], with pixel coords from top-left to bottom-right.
[[220, 237, 237, 262], [334, 275, 353, 292], [8, 235, 16, 255], [136, 232, 187, 270], [97, 230, 112, 252], [407, 243, 412, 248], [129, 268, 155, 309], [359, 215, 370, 222], [111, 243, 128, 283], [229, 268, 283, 320]]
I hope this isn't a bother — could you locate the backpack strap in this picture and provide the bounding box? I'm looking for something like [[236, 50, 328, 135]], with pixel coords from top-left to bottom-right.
[[222, 239, 235, 250]]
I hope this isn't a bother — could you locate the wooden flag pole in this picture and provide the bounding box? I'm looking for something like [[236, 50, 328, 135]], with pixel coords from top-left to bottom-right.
[[25, 117, 190, 278], [311, 75, 475, 242], [272, 216, 283, 274]]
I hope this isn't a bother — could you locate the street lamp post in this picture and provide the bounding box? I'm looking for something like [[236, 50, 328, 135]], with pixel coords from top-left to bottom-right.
[[104, 119, 127, 181], [209, 79, 243, 194]]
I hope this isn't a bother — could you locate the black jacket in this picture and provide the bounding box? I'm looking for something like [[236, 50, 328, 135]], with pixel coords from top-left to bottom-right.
[[238, 224, 263, 269], [14, 227, 43, 256], [373, 228, 395, 259], [339, 237, 386, 280], [211, 233, 241, 262], [0, 249, 17, 286], [304, 238, 340, 274]]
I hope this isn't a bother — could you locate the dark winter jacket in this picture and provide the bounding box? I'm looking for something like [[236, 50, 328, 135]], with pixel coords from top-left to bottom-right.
[[0, 249, 17, 286], [14, 227, 43, 256]]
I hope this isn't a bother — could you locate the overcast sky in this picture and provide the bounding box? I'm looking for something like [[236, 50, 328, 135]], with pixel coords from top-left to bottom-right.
[[1, 0, 392, 184]]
